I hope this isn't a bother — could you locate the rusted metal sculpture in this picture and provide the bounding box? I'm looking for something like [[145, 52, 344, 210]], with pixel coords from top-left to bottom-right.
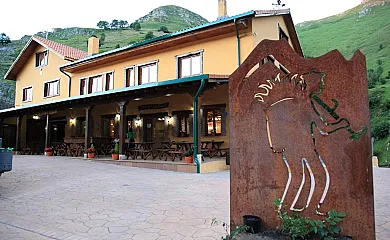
[[229, 40, 375, 239]]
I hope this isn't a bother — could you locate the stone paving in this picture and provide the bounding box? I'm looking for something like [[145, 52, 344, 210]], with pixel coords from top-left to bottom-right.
[[0, 156, 389, 239]]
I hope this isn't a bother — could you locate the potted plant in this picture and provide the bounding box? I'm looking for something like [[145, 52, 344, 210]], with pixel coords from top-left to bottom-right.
[[45, 147, 53, 156], [112, 143, 119, 160], [184, 149, 194, 163], [87, 144, 95, 158]]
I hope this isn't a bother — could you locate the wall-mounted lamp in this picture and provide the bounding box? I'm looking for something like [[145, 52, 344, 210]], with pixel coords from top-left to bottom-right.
[[115, 113, 121, 121], [167, 116, 172, 124], [135, 118, 141, 127], [33, 114, 40, 120], [70, 118, 76, 126]]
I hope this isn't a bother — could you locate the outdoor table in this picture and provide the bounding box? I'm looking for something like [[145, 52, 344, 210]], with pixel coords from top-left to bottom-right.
[[131, 142, 155, 160], [169, 141, 194, 161], [201, 140, 224, 158]]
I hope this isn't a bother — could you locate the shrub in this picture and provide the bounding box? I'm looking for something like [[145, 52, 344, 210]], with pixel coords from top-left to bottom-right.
[[112, 143, 119, 154], [144, 31, 155, 40], [372, 118, 390, 139]]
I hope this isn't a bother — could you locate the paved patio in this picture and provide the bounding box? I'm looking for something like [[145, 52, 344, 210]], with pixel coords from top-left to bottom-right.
[[0, 156, 388, 239]]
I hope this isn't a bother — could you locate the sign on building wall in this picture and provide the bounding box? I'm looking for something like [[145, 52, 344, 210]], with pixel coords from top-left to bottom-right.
[[229, 40, 375, 239]]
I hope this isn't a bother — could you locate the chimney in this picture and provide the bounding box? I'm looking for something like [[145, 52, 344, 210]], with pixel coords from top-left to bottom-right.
[[88, 36, 99, 55], [218, 0, 227, 18]]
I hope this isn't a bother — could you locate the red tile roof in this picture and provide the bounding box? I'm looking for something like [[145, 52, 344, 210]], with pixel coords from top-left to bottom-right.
[[33, 36, 87, 60]]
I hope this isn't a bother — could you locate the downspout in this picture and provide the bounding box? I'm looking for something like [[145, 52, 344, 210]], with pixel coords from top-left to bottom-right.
[[193, 78, 206, 174], [59, 67, 72, 97], [234, 19, 241, 67]]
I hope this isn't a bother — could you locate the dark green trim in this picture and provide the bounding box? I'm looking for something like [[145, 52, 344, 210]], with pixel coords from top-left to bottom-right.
[[193, 78, 206, 174]]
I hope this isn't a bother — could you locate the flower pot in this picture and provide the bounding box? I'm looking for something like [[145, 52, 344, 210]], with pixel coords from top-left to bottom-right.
[[184, 156, 193, 164], [46, 152, 53, 156], [12, 151, 16, 155], [88, 153, 95, 159], [112, 153, 119, 160]]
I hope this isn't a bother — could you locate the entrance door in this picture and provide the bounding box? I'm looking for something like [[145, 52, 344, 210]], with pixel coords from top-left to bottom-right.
[[143, 113, 167, 148], [144, 117, 153, 142], [2, 125, 16, 148], [51, 121, 66, 143]]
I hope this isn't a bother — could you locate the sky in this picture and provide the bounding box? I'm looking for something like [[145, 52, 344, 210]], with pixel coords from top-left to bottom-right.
[[1, 0, 362, 40]]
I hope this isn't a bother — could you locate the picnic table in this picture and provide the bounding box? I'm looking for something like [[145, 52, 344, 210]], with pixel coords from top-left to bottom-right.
[[201, 140, 225, 158], [127, 142, 155, 160], [168, 141, 194, 161]]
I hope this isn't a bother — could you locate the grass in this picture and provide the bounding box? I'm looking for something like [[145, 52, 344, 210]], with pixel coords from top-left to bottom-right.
[[296, 0, 390, 73]]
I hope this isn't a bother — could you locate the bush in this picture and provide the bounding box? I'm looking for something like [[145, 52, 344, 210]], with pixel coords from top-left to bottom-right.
[[372, 118, 390, 139], [144, 31, 155, 40]]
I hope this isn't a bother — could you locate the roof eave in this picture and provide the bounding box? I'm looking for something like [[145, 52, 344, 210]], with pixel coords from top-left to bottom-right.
[[59, 11, 256, 71], [3, 37, 34, 80]]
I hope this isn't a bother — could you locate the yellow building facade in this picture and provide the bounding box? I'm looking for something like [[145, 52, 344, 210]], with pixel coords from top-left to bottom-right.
[[0, 9, 302, 172]]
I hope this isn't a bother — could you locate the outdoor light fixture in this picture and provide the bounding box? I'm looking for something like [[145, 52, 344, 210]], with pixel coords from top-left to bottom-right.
[[70, 118, 76, 125], [134, 98, 142, 101], [167, 116, 172, 124], [165, 94, 174, 97], [135, 118, 141, 126], [33, 115, 40, 120], [115, 113, 120, 120]]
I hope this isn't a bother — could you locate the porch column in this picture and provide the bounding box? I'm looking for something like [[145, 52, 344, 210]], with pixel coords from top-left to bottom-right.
[[16, 115, 23, 154], [44, 115, 50, 152], [84, 106, 94, 158], [117, 101, 128, 160]]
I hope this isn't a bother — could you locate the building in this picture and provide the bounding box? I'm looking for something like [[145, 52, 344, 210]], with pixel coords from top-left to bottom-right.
[[0, 1, 303, 172]]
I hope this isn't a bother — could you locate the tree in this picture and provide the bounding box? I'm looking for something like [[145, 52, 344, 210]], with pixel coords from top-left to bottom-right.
[[118, 20, 128, 28], [99, 33, 106, 47], [144, 31, 155, 40], [158, 26, 170, 33], [115, 44, 121, 48], [110, 19, 119, 29], [130, 21, 141, 31], [0, 33, 11, 45], [97, 21, 109, 29]]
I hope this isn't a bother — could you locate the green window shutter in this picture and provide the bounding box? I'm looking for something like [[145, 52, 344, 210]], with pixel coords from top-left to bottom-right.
[[172, 115, 179, 137], [189, 114, 194, 137]]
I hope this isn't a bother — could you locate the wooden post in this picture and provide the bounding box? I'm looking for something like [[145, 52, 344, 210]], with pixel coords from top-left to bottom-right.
[[117, 101, 128, 159], [16, 116, 23, 154], [44, 115, 50, 152], [84, 106, 93, 158]]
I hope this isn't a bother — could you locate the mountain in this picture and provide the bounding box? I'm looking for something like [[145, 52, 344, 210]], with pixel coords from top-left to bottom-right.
[[0, 6, 208, 109], [296, 0, 390, 74], [296, 0, 390, 165], [137, 5, 208, 30]]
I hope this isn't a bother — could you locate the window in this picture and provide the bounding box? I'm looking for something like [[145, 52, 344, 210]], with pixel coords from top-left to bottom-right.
[[80, 72, 113, 95], [279, 27, 289, 41], [125, 67, 135, 87], [44, 80, 59, 97], [80, 79, 87, 95], [105, 73, 113, 91], [178, 53, 202, 78], [178, 114, 190, 137], [89, 75, 103, 93], [35, 50, 48, 67], [138, 63, 157, 85], [205, 108, 222, 136], [22, 86, 33, 102]]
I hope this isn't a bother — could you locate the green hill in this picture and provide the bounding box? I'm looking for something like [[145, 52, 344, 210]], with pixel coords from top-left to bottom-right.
[[0, 5, 208, 109], [296, 0, 390, 165]]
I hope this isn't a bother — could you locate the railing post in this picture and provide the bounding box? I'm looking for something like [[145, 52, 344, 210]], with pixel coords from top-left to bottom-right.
[[16, 115, 23, 154]]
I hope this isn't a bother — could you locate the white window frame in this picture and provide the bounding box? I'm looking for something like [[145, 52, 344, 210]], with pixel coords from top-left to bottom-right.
[[78, 70, 115, 95], [136, 60, 158, 85], [124, 66, 135, 88], [104, 72, 114, 91], [22, 86, 33, 103], [176, 50, 203, 79], [35, 50, 49, 68], [43, 78, 60, 98]]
